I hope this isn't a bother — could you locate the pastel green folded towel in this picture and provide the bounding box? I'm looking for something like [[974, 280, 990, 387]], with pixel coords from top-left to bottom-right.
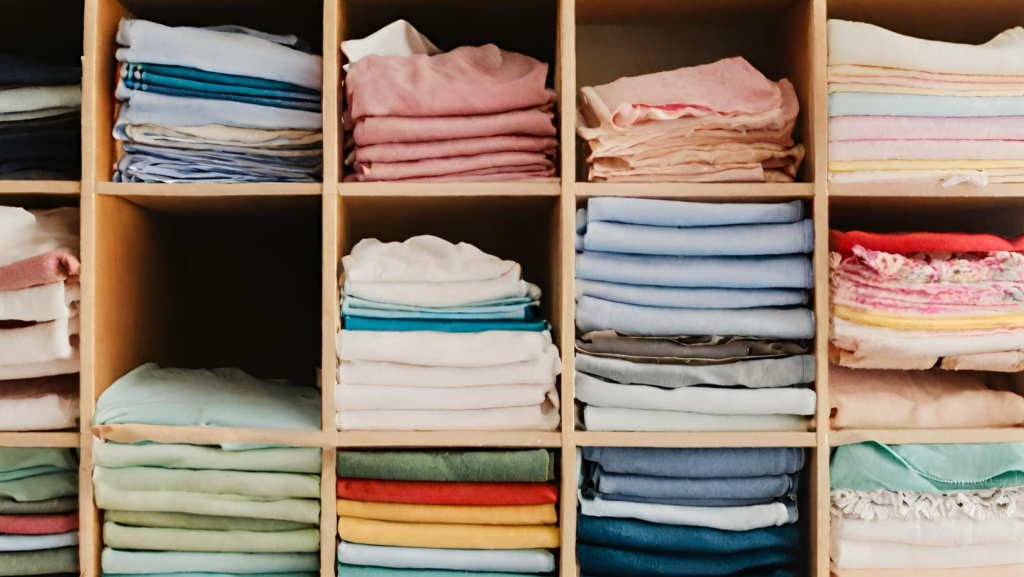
[[95, 466, 320, 499], [0, 472, 78, 502], [94, 441, 322, 474], [105, 510, 312, 532], [101, 548, 319, 574], [0, 546, 78, 576], [336, 450, 555, 482], [94, 484, 320, 525], [0, 448, 77, 475], [0, 496, 78, 514], [103, 522, 320, 553], [337, 564, 527, 577]]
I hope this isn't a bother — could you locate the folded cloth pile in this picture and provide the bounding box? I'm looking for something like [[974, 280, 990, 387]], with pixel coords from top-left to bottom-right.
[[342, 21, 558, 182], [336, 235, 561, 431], [828, 19, 1024, 186], [0, 54, 81, 180], [576, 56, 804, 183], [94, 440, 321, 577], [336, 449, 559, 577], [831, 441, 1024, 576], [113, 18, 323, 183], [0, 448, 79, 577], [0, 206, 80, 431], [574, 198, 816, 432], [830, 230, 1024, 372], [578, 447, 803, 577]]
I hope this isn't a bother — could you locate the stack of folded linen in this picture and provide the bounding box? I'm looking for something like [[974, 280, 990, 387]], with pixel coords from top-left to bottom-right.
[[828, 20, 1024, 186], [113, 19, 323, 183], [94, 440, 321, 577], [0, 54, 81, 180], [576, 56, 804, 183], [574, 198, 816, 432], [336, 235, 560, 431], [0, 206, 80, 432], [578, 447, 803, 577], [0, 448, 79, 577], [336, 449, 559, 577], [831, 441, 1024, 576], [342, 21, 558, 182]]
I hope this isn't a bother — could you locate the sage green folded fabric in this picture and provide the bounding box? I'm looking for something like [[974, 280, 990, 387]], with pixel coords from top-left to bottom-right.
[[103, 522, 319, 553], [337, 564, 526, 577], [0, 546, 78, 576], [0, 472, 78, 502], [336, 450, 555, 482], [96, 466, 320, 499], [105, 510, 312, 532], [94, 484, 320, 524], [94, 441, 321, 473], [101, 548, 319, 574], [0, 448, 77, 474], [0, 496, 79, 514]]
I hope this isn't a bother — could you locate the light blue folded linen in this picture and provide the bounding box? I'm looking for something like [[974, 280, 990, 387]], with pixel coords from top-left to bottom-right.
[[575, 252, 814, 289], [579, 220, 813, 256], [583, 198, 805, 228], [342, 298, 533, 320], [582, 446, 806, 478], [829, 92, 1024, 117], [575, 279, 808, 309], [114, 91, 322, 131]]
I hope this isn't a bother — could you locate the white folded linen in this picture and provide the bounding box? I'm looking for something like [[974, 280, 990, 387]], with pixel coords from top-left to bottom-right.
[[0, 282, 79, 322], [831, 537, 1024, 569], [0, 395, 78, 431], [832, 317, 1024, 359], [832, 515, 1024, 547], [343, 267, 528, 307], [342, 236, 516, 283], [337, 541, 554, 573], [337, 382, 558, 411], [337, 330, 554, 367], [341, 20, 442, 71], [0, 531, 79, 552], [0, 85, 81, 115], [0, 207, 80, 267], [582, 405, 811, 432], [0, 355, 79, 380], [578, 491, 795, 530], [336, 397, 560, 431], [337, 350, 560, 387], [0, 316, 77, 365]]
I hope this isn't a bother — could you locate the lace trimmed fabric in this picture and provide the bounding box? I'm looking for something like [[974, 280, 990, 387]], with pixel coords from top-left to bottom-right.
[[831, 487, 1024, 521]]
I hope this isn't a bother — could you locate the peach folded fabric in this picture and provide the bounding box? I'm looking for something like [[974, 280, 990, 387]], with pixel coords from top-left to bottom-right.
[[830, 564, 1024, 577], [351, 107, 556, 146], [351, 136, 557, 164], [354, 151, 554, 181], [337, 516, 560, 549], [830, 140, 1024, 162], [336, 499, 557, 525]]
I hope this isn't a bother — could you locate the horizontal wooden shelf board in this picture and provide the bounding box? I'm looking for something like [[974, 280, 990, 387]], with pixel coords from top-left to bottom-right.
[[338, 181, 562, 197], [0, 181, 81, 195], [96, 182, 323, 197], [0, 432, 81, 447], [829, 429, 1024, 446], [576, 182, 815, 200], [91, 425, 326, 447], [574, 431, 818, 448], [829, 183, 1024, 198], [335, 431, 563, 448]]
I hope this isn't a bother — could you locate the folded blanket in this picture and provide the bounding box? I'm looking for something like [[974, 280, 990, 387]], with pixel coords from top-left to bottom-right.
[[94, 466, 320, 499], [336, 499, 556, 525], [352, 136, 557, 164], [575, 252, 814, 289], [575, 280, 807, 309], [337, 330, 555, 366], [336, 479, 557, 505], [0, 531, 77, 551], [587, 466, 798, 501], [352, 108, 556, 146], [829, 92, 1024, 117], [0, 282, 78, 322], [94, 484, 320, 524], [337, 402, 559, 431], [105, 510, 310, 532], [0, 546, 77, 576], [103, 522, 319, 553], [0, 249, 80, 292], [829, 115, 1024, 141], [336, 450, 555, 482], [578, 542, 796, 577], [833, 230, 1024, 256], [343, 269, 529, 307], [337, 516, 559, 549], [100, 549, 319, 574], [337, 564, 526, 577], [337, 542, 554, 573], [832, 537, 1024, 569], [578, 515, 799, 554], [343, 315, 548, 332], [578, 220, 813, 256], [833, 514, 1024, 546], [578, 492, 795, 530], [577, 352, 814, 388], [582, 406, 810, 432], [0, 512, 77, 535], [583, 198, 804, 227], [93, 441, 321, 473], [577, 331, 809, 360], [0, 316, 76, 365], [337, 355, 559, 387], [584, 446, 805, 477], [336, 382, 557, 410], [829, 82, 1024, 96]]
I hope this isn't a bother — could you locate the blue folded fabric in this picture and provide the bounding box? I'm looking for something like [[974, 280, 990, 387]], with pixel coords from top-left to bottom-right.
[[124, 64, 320, 100], [578, 220, 813, 256], [120, 77, 321, 112], [582, 447, 805, 478], [344, 294, 536, 312], [583, 199, 805, 228], [591, 492, 777, 507], [337, 565, 529, 577], [126, 63, 318, 92], [577, 516, 800, 554], [576, 252, 814, 289], [589, 466, 799, 501], [829, 92, 1024, 117], [575, 280, 808, 309], [577, 543, 796, 577], [343, 315, 549, 332]]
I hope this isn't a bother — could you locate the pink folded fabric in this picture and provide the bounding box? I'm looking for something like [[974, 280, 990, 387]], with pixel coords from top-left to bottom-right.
[[343, 168, 556, 183], [352, 107, 556, 146], [0, 249, 81, 292], [353, 136, 557, 164], [589, 167, 771, 183], [597, 143, 804, 169], [589, 126, 796, 160], [830, 139, 1024, 161], [346, 45, 552, 119], [354, 151, 554, 181], [829, 116, 1024, 142]]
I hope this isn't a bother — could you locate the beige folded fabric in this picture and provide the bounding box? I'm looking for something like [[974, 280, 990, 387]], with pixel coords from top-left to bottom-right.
[[831, 563, 1024, 577]]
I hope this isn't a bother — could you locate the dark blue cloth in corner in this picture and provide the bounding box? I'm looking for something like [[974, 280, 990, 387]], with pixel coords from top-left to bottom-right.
[[577, 516, 800, 555], [577, 543, 796, 577]]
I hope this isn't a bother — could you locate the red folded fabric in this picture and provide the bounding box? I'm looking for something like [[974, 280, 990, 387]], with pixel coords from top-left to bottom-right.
[[0, 249, 81, 292], [0, 512, 78, 534], [831, 230, 1024, 256], [337, 479, 559, 505]]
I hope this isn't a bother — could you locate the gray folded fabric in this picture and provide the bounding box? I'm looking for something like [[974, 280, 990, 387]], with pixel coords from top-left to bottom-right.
[[575, 252, 814, 289], [582, 446, 806, 478], [576, 331, 810, 361], [582, 199, 805, 228], [575, 353, 815, 388], [590, 466, 799, 501], [578, 220, 814, 256], [575, 279, 808, 309]]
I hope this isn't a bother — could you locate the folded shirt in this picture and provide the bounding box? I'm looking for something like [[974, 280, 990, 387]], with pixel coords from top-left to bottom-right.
[[115, 91, 322, 131], [337, 541, 554, 574], [336, 499, 556, 525], [102, 522, 320, 553], [582, 406, 811, 431], [577, 352, 814, 388], [337, 330, 555, 367], [93, 484, 320, 525], [351, 107, 556, 146], [576, 251, 814, 289], [100, 548, 319, 574], [577, 515, 800, 554], [583, 447, 806, 478], [578, 542, 796, 577], [578, 492, 796, 530], [336, 479, 558, 506], [578, 220, 813, 256], [93, 441, 322, 473], [337, 516, 559, 549], [0, 496, 77, 515], [336, 450, 555, 482]]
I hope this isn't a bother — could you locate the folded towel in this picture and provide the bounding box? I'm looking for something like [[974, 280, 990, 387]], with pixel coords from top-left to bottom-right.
[[0, 356, 79, 381], [337, 516, 560, 549], [578, 492, 796, 530], [336, 499, 556, 525], [0, 316, 77, 365], [578, 515, 800, 554], [336, 479, 557, 506], [0, 394, 78, 431], [0, 249, 80, 292], [0, 281, 78, 322], [336, 450, 555, 482], [337, 541, 554, 573], [93, 440, 322, 473], [0, 512, 78, 535], [832, 514, 1024, 546], [103, 522, 320, 553], [832, 537, 1024, 569]]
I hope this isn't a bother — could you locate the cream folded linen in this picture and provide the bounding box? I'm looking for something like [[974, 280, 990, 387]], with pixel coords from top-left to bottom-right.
[[831, 565, 1024, 577], [828, 169, 992, 187], [0, 85, 81, 114], [581, 405, 810, 432], [337, 352, 560, 387], [832, 514, 1024, 546], [123, 123, 323, 147], [0, 283, 78, 322], [0, 355, 79, 380], [0, 316, 77, 365], [578, 491, 795, 530], [942, 352, 1024, 372], [336, 382, 558, 411], [827, 19, 1024, 76], [828, 83, 1024, 96], [95, 466, 321, 499], [103, 522, 320, 553], [336, 397, 560, 431], [0, 395, 78, 431], [828, 64, 1024, 83], [831, 317, 1024, 360], [0, 207, 80, 268], [831, 537, 1024, 569], [337, 330, 555, 367], [343, 267, 529, 307], [0, 531, 78, 551], [342, 236, 516, 283]]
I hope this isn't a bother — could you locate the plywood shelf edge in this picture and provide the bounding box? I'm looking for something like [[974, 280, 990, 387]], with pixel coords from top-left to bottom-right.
[[829, 183, 1024, 198], [0, 181, 81, 195], [0, 432, 82, 447], [95, 182, 323, 197]]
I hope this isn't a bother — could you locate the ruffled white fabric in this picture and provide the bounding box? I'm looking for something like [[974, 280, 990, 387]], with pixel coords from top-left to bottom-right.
[[831, 487, 1024, 521]]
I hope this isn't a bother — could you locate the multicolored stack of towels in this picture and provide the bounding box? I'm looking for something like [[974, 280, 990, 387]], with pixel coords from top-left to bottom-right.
[[831, 442, 1024, 576], [337, 236, 560, 431], [0, 448, 79, 577], [575, 197, 816, 431], [336, 450, 560, 577], [828, 19, 1024, 186], [0, 206, 80, 432], [578, 447, 803, 577], [113, 19, 323, 183]]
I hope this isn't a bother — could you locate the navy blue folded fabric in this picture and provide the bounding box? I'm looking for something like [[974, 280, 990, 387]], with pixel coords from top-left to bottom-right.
[[0, 54, 81, 86], [577, 542, 796, 577], [582, 447, 805, 478], [578, 516, 800, 555], [582, 572, 794, 577]]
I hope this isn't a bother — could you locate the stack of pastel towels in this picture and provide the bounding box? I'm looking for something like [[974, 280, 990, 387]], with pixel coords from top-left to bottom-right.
[[831, 441, 1024, 576], [336, 449, 559, 577], [575, 198, 816, 432], [576, 56, 804, 183], [0, 54, 81, 180], [342, 20, 558, 182], [578, 447, 803, 577], [0, 448, 79, 577], [113, 18, 323, 183], [95, 440, 321, 577], [828, 19, 1024, 186], [337, 235, 561, 431], [0, 206, 80, 432]]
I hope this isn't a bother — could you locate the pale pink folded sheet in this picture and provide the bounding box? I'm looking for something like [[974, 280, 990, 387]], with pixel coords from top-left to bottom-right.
[[588, 126, 796, 160], [355, 151, 554, 181], [829, 116, 1024, 142], [350, 107, 556, 146], [600, 142, 804, 169], [830, 139, 1024, 161], [346, 45, 553, 119], [587, 166, 791, 183], [343, 168, 556, 183], [829, 364, 1024, 429], [0, 249, 81, 292], [352, 136, 558, 164]]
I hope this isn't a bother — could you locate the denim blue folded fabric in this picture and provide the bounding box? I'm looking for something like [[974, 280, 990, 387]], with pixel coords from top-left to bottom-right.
[[577, 543, 796, 577], [118, 77, 321, 112], [121, 143, 323, 168], [337, 565, 530, 577], [126, 63, 317, 92], [575, 280, 808, 309], [0, 54, 81, 86], [575, 352, 816, 389], [588, 466, 799, 501], [577, 516, 800, 554], [829, 93, 1024, 117], [116, 155, 321, 183], [584, 199, 805, 228], [576, 252, 814, 289], [583, 447, 805, 478], [343, 315, 549, 332], [575, 296, 815, 339], [579, 220, 813, 257]]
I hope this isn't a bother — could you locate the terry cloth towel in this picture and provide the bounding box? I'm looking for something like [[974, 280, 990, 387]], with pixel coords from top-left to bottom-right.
[[578, 492, 796, 531], [336, 479, 558, 506], [582, 406, 811, 432], [583, 446, 805, 478], [578, 220, 814, 256], [575, 252, 814, 289], [336, 499, 556, 525], [0, 282, 79, 322], [577, 542, 796, 577], [576, 353, 815, 388], [336, 402, 560, 431], [584, 198, 804, 227], [92, 363, 320, 430], [336, 450, 555, 482], [831, 537, 1024, 570], [337, 541, 554, 573], [0, 546, 78, 576], [336, 382, 557, 411], [577, 515, 800, 554], [337, 564, 534, 577], [337, 354, 560, 387], [574, 279, 808, 309], [832, 229, 1024, 256], [337, 516, 560, 549], [100, 548, 319, 574], [832, 514, 1024, 546], [0, 512, 78, 534], [586, 468, 798, 501], [0, 496, 77, 514], [104, 510, 312, 532], [93, 466, 320, 499], [93, 441, 322, 473], [102, 522, 320, 553], [337, 330, 556, 367], [0, 530, 77, 551]]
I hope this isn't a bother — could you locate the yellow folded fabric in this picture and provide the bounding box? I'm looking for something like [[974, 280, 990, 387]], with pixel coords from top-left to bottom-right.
[[337, 516, 560, 549], [828, 83, 1024, 96], [830, 160, 1024, 172], [336, 499, 557, 526], [834, 305, 1024, 330], [831, 563, 1024, 577]]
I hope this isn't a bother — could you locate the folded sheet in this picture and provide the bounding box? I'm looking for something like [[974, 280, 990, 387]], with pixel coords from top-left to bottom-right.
[[830, 93, 1024, 117], [829, 115, 1024, 141], [336, 542, 554, 573], [831, 139, 1024, 161], [337, 355, 559, 387], [337, 402, 559, 431], [337, 516, 559, 549], [577, 515, 800, 553], [337, 330, 555, 366], [336, 479, 557, 505], [575, 279, 807, 309], [578, 542, 796, 577], [336, 450, 555, 482], [352, 108, 556, 146], [105, 510, 310, 532], [94, 466, 320, 498], [583, 406, 811, 431], [578, 492, 795, 530], [584, 198, 804, 227], [343, 269, 529, 307], [100, 548, 319, 574], [579, 220, 813, 256], [576, 352, 814, 388], [832, 514, 1024, 546], [576, 251, 814, 289], [336, 382, 557, 411], [102, 522, 320, 553], [831, 537, 1024, 569], [336, 499, 556, 525], [830, 565, 1024, 577], [588, 467, 797, 501], [0, 282, 77, 322], [93, 441, 322, 473], [0, 531, 77, 551]]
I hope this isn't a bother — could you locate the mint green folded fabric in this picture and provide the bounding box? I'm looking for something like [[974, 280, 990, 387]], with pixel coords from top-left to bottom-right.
[[0, 472, 78, 502], [101, 548, 319, 574], [0, 496, 78, 514], [337, 564, 527, 577], [0, 546, 78, 576], [0, 448, 77, 474], [95, 466, 320, 499], [94, 441, 321, 473], [104, 573, 316, 577], [831, 441, 1024, 492], [336, 450, 554, 482], [0, 465, 72, 482], [105, 510, 312, 532], [94, 483, 320, 524], [103, 522, 320, 553]]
